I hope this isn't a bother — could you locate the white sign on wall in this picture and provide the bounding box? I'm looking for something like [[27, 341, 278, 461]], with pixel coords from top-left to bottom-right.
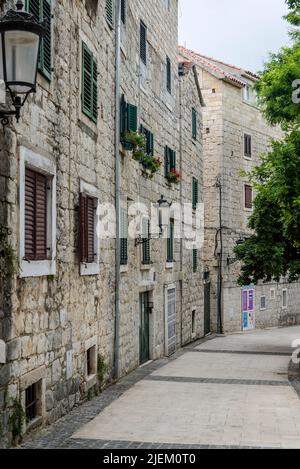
[[0, 340, 6, 364]]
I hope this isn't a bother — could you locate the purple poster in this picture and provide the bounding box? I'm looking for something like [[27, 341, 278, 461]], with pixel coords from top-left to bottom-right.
[[248, 290, 254, 311], [242, 291, 248, 311]]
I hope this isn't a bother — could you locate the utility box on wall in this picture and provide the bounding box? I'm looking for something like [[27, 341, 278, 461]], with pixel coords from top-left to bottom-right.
[[0, 340, 5, 364]]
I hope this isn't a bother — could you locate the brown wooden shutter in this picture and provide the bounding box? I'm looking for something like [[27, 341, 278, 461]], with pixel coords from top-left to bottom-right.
[[245, 185, 253, 209], [25, 168, 36, 260], [86, 196, 95, 263], [25, 168, 47, 261], [79, 193, 87, 263]]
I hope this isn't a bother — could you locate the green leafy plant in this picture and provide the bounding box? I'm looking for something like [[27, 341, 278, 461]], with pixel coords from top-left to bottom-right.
[[124, 131, 161, 177], [166, 169, 181, 184], [9, 398, 25, 444], [0, 226, 19, 280], [97, 354, 108, 391]]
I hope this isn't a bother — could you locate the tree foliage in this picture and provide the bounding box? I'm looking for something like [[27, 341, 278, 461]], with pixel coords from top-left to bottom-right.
[[235, 0, 300, 285]]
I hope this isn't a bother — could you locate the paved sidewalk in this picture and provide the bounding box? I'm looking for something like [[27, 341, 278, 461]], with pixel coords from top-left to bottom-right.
[[22, 326, 300, 449]]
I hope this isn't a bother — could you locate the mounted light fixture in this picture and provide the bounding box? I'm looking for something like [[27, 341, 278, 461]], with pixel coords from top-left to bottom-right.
[[0, 0, 47, 127], [157, 194, 172, 237]]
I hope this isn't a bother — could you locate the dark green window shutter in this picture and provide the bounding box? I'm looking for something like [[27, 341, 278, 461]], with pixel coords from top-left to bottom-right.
[[164, 146, 170, 176], [106, 0, 114, 28], [140, 21, 147, 65], [120, 208, 128, 265], [141, 126, 154, 156], [166, 56, 171, 93], [26, 0, 52, 81], [120, 95, 127, 139], [82, 42, 98, 122], [192, 108, 197, 139], [121, 0, 126, 24], [142, 218, 151, 265], [167, 219, 174, 263], [192, 177, 199, 210], [193, 249, 198, 273], [127, 104, 137, 132], [170, 150, 176, 171]]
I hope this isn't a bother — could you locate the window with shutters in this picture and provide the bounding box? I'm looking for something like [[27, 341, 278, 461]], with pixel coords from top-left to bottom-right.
[[26, 0, 52, 81], [164, 146, 176, 176], [120, 95, 138, 143], [142, 217, 151, 265], [120, 207, 128, 266], [192, 177, 199, 210], [192, 249, 198, 273], [192, 108, 197, 140], [282, 289, 288, 309], [167, 219, 174, 263], [140, 125, 154, 156], [140, 21, 147, 65], [106, 0, 114, 28], [244, 133, 252, 158], [121, 0, 126, 24], [79, 181, 100, 276], [81, 42, 98, 123], [166, 56, 171, 93], [20, 146, 56, 278], [244, 184, 253, 210]]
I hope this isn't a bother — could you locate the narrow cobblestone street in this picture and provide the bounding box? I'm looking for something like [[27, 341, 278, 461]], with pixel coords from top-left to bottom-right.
[[21, 326, 300, 449]]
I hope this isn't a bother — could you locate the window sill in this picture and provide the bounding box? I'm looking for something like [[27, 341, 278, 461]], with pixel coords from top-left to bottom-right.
[[26, 416, 43, 433], [19, 260, 56, 279], [166, 262, 174, 270], [80, 263, 100, 276], [120, 264, 128, 274], [141, 264, 151, 271]]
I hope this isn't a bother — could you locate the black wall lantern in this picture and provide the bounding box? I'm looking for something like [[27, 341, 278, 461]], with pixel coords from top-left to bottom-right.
[[0, 0, 47, 126]]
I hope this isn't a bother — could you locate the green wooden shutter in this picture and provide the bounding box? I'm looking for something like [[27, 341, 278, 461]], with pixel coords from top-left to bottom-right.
[[121, 0, 126, 24], [167, 220, 174, 263], [106, 0, 114, 28], [170, 150, 176, 171], [82, 42, 98, 122], [120, 95, 127, 139], [142, 218, 151, 265], [127, 104, 137, 132], [192, 108, 197, 140], [166, 56, 171, 93], [120, 208, 128, 265], [192, 177, 199, 210], [193, 249, 198, 273], [26, 0, 52, 80], [164, 146, 170, 176]]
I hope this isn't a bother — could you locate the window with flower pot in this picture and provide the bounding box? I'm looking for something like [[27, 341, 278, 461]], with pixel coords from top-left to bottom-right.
[[165, 146, 180, 184], [140, 125, 154, 157], [120, 95, 138, 146]]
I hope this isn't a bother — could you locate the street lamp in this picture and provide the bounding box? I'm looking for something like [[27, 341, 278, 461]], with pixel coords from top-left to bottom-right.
[[157, 195, 172, 236], [0, 0, 47, 126]]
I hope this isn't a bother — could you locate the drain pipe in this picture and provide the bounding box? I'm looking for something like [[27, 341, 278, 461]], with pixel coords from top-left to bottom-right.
[[114, 0, 121, 380]]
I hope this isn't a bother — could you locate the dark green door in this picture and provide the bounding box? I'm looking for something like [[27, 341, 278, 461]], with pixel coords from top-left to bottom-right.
[[204, 282, 211, 336], [140, 292, 150, 364]]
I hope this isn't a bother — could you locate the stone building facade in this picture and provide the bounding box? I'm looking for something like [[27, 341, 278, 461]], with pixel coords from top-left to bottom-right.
[[179, 47, 300, 334], [0, 0, 204, 445]]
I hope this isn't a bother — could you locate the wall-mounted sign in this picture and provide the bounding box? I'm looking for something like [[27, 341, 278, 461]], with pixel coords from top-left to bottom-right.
[[242, 287, 255, 331]]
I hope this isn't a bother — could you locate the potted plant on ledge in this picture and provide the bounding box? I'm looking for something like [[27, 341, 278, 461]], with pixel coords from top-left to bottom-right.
[[166, 169, 181, 185]]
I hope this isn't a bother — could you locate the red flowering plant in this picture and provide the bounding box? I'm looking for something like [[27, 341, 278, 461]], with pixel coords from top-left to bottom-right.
[[166, 168, 181, 184]]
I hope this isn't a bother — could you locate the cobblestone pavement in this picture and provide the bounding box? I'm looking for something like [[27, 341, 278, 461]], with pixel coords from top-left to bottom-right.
[[22, 327, 300, 449]]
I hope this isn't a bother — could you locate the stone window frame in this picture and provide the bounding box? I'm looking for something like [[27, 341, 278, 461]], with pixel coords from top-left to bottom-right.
[[85, 336, 98, 390], [282, 289, 288, 309], [19, 146, 56, 278], [79, 180, 100, 277], [243, 183, 253, 212], [20, 366, 46, 433], [243, 132, 252, 160], [260, 295, 267, 311], [270, 288, 276, 300]]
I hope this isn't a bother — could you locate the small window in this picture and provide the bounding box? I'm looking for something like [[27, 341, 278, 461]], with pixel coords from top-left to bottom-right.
[[140, 21, 147, 65], [192, 108, 197, 140], [270, 288, 275, 300], [192, 310, 196, 335], [164, 146, 176, 176], [82, 42, 98, 122], [86, 346, 97, 377], [244, 184, 253, 210], [140, 125, 154, 156], [106, 0, 114, 28], [192, 177, 199, 210], [282, 290, 287, 309], [121, 0, 126, 24], [260, 295, 266, 310], [25, 380, 42, 423], [166, 56, 171, 93], [120, 207, 128, 266], [26, 0, 52, 81], [142, 217, 151, 265], [193, 249, 198, 273], [244, 134, 252, 158], [120, 96, 138, 140], [167, 219, 174, 263]]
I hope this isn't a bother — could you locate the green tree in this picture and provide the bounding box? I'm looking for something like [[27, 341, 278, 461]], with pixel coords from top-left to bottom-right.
[[235, 0, 300, 285]]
